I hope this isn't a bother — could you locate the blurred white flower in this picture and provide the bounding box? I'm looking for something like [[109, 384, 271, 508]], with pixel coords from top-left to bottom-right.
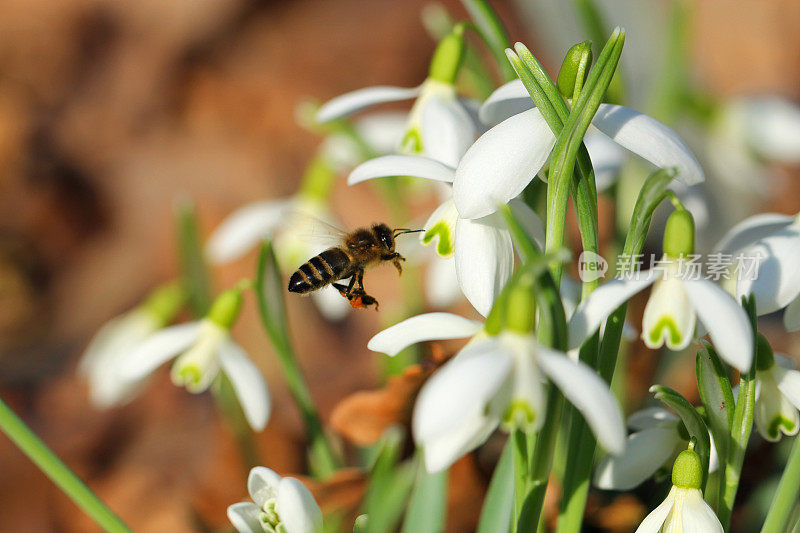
[[568, 259, 753, 371], [78, 283, 184, 409], [368, 313, 625, 473], [753, 353, 800, 442], [635, 445, 722, 532], [316, 78, 480, 167], [454, 78, 704, 219], [228, 467, 322, 533], [348, 155, 543, 316], [119, 290, 270, 431], [715, 212, 800, 330], [594, 407, 718, 491]]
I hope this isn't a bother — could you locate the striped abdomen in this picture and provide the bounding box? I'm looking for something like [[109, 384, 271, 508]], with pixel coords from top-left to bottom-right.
[[288, 247, 352, 294]]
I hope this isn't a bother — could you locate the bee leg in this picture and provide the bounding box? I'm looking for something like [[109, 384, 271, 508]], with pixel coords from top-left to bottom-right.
[[332, 282, 350, 297], [346, 269, 380, 310], [382, 252, 406, 276]]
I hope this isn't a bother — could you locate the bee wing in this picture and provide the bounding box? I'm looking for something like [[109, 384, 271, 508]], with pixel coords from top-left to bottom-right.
[[290, 209, 349, 249]]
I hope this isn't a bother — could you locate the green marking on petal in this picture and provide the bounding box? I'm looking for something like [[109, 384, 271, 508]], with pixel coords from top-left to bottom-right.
[[768, 415, 797, 439], [422, 221, 454, 257], [175, 365, 201, 388], [401, 128, 423, 154], [648, 316, 683, 347], [502, 399, 536, 431]]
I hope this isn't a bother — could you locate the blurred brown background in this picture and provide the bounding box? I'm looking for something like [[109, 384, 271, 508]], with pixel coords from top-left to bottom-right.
[[1, 0, 799, 531]]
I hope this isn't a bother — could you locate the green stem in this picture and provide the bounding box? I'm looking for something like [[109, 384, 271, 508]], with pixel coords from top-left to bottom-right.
[[761, 436, 800, 533], [512, 428, 530, 532], [720, 297, 757, 529], [459, 0, 516, 81], [0, 396, 132, 532]]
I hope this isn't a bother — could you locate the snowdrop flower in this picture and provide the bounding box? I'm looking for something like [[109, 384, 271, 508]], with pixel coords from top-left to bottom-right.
[[594, 407, 718, 491], [455, 77, 704, 219], [316, 26, 480, 167], [751, 335, 800, 442], [228, 467, 322, 533], [714, 212, 800, 330], [635, 442, 722, 532], [368, 311, 625, 473], [348, 154, 544, 316], [706, 96, 800, 194], [569, 210, 753, 371], [120, 288, 270, 431], [78, 283, 185, 409]]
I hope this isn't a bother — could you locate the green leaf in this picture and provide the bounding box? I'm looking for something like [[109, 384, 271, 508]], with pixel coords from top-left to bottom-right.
[[696, 341, 734, 456], [364, 428, 415, 533], [459, 0, 516, 81], [255, 241, 291, 352], [619, 168, 677, 265], [174, 199, 213, 317], [401, 452, 448, 533], [477, 439, 514, 533], [570, 0, 626, 104], [651, 384, 711, 489]]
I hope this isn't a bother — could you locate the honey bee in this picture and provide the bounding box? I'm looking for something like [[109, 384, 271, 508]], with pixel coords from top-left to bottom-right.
[[288, 223, 422, 309]]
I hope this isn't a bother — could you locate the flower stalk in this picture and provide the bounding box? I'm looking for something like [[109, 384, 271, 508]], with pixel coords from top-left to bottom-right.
[[0, 396, 132, 532], [761, 434, 800, 533]]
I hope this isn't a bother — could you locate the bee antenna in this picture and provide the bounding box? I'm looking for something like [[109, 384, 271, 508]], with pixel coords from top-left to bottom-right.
[[393, 228, 424, 237]]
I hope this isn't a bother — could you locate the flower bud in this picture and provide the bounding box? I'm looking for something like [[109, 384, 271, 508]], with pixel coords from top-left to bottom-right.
[[557, 41, 593, 99], [142, 282, 186, 326], [755, 332, 776, 372], [207, 288, 244, 329], [671, 445, 703, 490], [663, 209, 695, 258], [428, 25, 466, 84]]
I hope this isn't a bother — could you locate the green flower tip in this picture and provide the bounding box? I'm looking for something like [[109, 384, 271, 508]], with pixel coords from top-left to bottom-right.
[[142, 282, 186, 326], [672, 447, 703, 489], [663, 208, 695, 258], [422, 222, 454, 257], [503, 399, 536, 431], [505, 282, 536, 334], [207, 288, 244, 329], [755, 332, 776, 372], [557, 41, 593, 99], [428, 26, 465, 84]]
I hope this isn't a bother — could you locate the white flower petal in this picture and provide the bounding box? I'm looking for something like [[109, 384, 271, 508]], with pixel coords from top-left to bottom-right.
[[714, 213, 794, 254], [248, 466, 282, 507], [367, 312, 481, 356], [592, 104, 704, 186], [774, 365, 800, 411], [783, 294, 800, 332], [568, 270, 659, 350], [207, 200, 292, 264], [354, 112, 409, 156], [508, 198, 545, 248], [454, 215, 514, 317], [754, 370, 799, 441], [421, 95, 477, 167], [478, 79, 534, 126], [739, 97, 800, 162], [316, 85, 421, 123], [311, 286, 351, 322], [684, 278, 753, 371], [421, 199, 458, 258], [276, 477, 323, 533], [642, 276, 696, 351], [735, 226, 800, 314], [584, 131, 625, 191], [634, 486, 676, 533], [425, 256, 462, 308], [628, 407, 678, 431], [594, 427, 679, 490], [412, 340, 513, 469], [679, 489, 724, 532], [453, 108, 556, 219], [120, 322, 202, 381], [227, 502, 263, 533], [219, 340, 271, 431], [348, 155, 455, 185], [537, 347, 626, 454]]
